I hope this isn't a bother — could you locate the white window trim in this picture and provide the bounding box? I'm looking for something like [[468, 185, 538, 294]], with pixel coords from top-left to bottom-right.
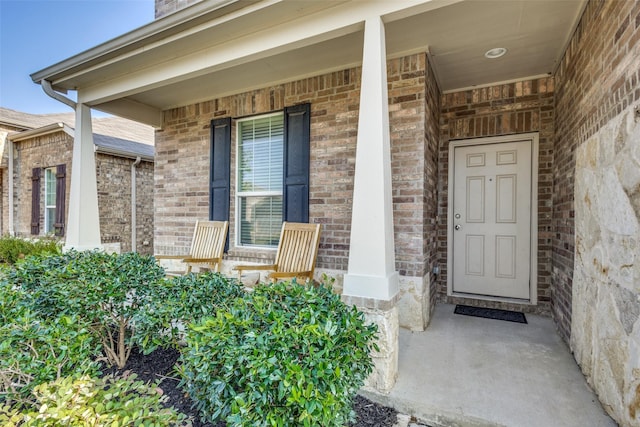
[[235, 112, 284, 249], [44, 167, 56, 234]]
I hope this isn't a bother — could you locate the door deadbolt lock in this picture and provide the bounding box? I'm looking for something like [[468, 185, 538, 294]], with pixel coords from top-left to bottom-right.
[[455, 224, 462, 230], [455, 213, 461, 219]]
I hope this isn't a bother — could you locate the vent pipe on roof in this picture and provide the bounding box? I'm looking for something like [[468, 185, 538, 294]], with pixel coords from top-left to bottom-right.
[[131, 156, 141, 252], [41, 80, 77, 110]]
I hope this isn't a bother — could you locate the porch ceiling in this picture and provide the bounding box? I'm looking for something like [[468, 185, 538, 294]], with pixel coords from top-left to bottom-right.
[[32, 0, 586, 127], [387, 0, 587, 92]]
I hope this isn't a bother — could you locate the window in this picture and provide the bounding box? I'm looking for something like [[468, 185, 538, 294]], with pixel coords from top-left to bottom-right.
[[31, 164, 66, 236], [236, 113, 284, 247], [209, 103, 310, 250], [44, 167, 56, 233]]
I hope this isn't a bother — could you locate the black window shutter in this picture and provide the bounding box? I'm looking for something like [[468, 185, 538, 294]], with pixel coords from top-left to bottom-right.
[[283, 103, 311, 223], [209, 117, 231, 248], [30, 168, 41, 235], [54, 164, 66, 237]]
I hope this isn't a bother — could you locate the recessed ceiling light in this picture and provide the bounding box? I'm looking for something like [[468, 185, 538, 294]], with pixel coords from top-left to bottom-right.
[[484, 47, 508, 59]]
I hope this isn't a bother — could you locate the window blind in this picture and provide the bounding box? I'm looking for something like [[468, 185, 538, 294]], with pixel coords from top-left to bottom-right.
[[238, 195, 282, 246], [238, 115, 283, 193], [44, 168, 56, 234], [237, 114, 284, 246]]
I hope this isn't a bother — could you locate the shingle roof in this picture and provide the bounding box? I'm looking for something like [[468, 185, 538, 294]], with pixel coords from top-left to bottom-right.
[[0, 107, 154, 159], [94, 134, 155, 159], [91, 115, 154, 147], [0, 108, 75, 130]]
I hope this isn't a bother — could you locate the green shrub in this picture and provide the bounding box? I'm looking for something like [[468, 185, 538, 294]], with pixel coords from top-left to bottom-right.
[[0, 236, 60, 266], [178, 280, 378, 427], [10, 251, 166, 368], [0, 374, 189, 426], [133, 271, 245, 352], [0, 281, 101, 407], [0, 280, 24, 325]]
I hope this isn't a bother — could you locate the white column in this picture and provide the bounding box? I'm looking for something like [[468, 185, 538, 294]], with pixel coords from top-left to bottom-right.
[[64, 103, 102, 250], [343, 16, 399, 301]]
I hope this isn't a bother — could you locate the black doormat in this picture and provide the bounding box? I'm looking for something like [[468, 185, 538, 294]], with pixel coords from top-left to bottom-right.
[[454, 304, 527, 324]]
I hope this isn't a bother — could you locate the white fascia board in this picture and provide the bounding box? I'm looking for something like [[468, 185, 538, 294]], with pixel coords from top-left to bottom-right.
[[8, 123, 73, 142], [0, 121, 32, 131], [77, 24, 362, 105], [30, 0, 248, 84], [9, 123, 153, 161], [74, 0, 462, 106], [49, 0, 284, 88], [94, 145, 154, 162]]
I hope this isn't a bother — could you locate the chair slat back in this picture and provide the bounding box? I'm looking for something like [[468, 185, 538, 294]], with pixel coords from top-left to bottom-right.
[[190, 220, 228, 260], [274, 222, 321, 277]]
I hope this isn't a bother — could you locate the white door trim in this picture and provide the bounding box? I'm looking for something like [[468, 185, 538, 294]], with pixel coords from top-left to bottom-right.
[[447, 133, 539, 304]]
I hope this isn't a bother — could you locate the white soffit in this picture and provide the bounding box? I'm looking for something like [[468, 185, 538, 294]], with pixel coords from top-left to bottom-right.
[[385, 0, 587, 92], [34, 0, 586, 123]]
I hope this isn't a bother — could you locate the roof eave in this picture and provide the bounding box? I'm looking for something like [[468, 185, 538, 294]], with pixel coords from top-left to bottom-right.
[[8, 123, 72, 141], [94, 145, 154, 162], [9, 124, 154, 161], [29, 0, 251, 87], [0, 120, 32, 131]]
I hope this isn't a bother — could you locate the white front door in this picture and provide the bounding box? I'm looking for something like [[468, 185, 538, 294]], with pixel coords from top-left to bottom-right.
[[450, 138, 534, 300]]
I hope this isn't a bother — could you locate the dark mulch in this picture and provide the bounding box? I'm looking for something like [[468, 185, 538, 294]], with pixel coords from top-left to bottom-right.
[[106, 347, 398, 427]]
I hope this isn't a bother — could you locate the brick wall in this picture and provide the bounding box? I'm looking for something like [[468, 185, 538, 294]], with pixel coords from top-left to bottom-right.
[[135, 160, 155, 254], [553, 0, 640, 342], [438, 77, 556, 315], [10, 131, 154, 254], [424, 58, 441, 315], [96, 154, 155, 254], [154, 0, 202, 18], [0, 169, 4, 234], [155, 54, 428, 277], [13, 132, 73, 238], [389, 55, 428, 278]]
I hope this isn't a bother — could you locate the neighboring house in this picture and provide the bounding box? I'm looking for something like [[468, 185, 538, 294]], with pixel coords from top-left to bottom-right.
[[28, 1, 640, 425], [0, 108, 155, 254]]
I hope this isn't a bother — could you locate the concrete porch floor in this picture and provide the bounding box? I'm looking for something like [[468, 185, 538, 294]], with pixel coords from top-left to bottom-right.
[[361, 303, 616, 427]]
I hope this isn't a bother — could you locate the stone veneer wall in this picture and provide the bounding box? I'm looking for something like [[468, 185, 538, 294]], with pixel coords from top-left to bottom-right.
[[96, 154, 155, 255], [553, 0, 640, 424], [553, 0, 640, 344], [437, 77, 555, 315], [573, 107, 639, 427], [155, 54, 434, 330]]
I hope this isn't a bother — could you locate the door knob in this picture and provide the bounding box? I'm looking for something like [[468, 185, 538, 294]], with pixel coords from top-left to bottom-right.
[[454, 224, 462, 230]]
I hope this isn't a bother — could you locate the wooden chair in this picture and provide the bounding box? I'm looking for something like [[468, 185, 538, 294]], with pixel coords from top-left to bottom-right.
[[234, 222, 322, 284], [155, 220, 228, 276]]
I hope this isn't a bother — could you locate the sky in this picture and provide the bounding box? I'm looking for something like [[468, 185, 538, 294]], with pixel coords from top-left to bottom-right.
[[0, 0, 154, 115]]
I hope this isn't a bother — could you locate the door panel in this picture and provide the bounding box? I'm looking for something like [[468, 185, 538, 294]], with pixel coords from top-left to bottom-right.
[[465, 235, 485, 276], [452, 140, 531, 300], [466, 177, 485, 222], [495, 235, 516, 278], [496, 175, 516, 223]]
